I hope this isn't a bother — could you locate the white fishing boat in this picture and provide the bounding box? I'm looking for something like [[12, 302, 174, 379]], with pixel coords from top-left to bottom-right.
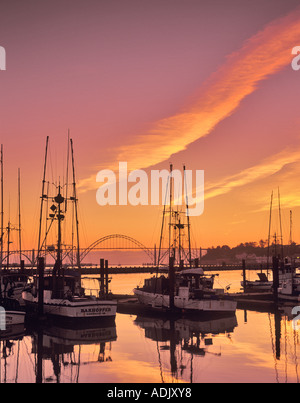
[[278, 264, 300, 302], [134, 164, 236, 315], [134, 267, 237, 314], [241, 272, 273, 292], [22, 276, 117, 320], [22, 137, 117, 321]]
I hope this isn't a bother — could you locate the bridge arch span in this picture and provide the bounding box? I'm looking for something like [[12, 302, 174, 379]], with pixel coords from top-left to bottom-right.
[[80, 234, 154, 262]]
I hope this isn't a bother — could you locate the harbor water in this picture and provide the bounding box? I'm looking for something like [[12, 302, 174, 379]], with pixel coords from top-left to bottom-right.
[[0, 271, 299, 383]]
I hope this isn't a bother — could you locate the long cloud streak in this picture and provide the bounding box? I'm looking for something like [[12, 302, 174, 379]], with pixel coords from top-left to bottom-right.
[[79, 6, 300, 191]]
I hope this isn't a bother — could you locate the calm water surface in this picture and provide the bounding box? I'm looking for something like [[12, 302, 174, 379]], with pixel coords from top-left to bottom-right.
[[0, 271, 299, 383]]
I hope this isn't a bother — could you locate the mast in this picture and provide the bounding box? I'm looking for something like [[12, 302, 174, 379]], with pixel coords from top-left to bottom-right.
[[18, 168, 22, 265], [6, 221, 10, 270], [289, 210, 293, 245], [70, 138, 81, 269], [37, 136, 49, 260], [267, 191, 273, 272], [183, 165, 192, 268], [278, 187, 284, 260], [55, 185, 64, 272], [169, 163, 173, 261]]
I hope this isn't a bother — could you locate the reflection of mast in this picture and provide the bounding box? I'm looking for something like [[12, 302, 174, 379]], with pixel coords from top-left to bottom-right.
[[274, 308, 281, 361]]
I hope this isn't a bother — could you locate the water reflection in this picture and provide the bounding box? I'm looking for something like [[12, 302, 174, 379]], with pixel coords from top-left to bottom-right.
[[0, 305, 300, 382], [0, 320, 116, 383], [134, 314, 237, 382]]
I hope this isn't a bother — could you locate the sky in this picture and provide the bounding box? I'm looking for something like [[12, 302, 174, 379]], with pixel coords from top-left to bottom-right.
[[1, 0, 300, 258]]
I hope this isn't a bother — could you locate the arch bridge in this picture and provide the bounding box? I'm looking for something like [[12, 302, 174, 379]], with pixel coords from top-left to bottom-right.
[[80, 234, 155, 263]]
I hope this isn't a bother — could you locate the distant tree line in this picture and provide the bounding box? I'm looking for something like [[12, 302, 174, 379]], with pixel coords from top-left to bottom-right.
[[200, 240, 300, 262]]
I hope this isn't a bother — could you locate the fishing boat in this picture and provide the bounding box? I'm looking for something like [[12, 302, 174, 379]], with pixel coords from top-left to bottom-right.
[[134, 265, 237, 314], [22, 137, 117, 321], [241, 272, 273, 292], [134, 164, 237, 315], [278, 263, 300, 302]]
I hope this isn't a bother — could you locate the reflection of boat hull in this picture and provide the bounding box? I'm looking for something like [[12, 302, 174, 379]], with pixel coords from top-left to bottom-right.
[[22, 290, 117, 320], [0, 323, 25, 340], [133, 288, 237, 314], [40, 323, 117, 347], [4, 310, 26, 325], [135, 314, 238, 339]]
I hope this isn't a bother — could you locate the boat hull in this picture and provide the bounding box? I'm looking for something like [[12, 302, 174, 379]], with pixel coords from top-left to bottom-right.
[[242, 280, 272, 292], [22, 291, 117, 320], [133, 288, 237, 314]]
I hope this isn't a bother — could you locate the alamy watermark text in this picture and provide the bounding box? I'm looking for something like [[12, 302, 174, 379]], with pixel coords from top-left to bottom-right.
[[0, 46, 6, 70], [96, 162, 204, 216]]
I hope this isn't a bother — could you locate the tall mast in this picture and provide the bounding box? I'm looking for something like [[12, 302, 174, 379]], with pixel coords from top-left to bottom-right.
[[70, 138, 80, 268], [183, 165, 192, 267], [65, 130, 70, 214], [37, 136, 49, 260], [278, 187, 284, 259], [6, 221, 10, 270], [289, 210, 293, 245], [169, 163, 173, 261], [267, 191, 273, 271], [18, 168, 22, 265], [56, 184, 63, 269]]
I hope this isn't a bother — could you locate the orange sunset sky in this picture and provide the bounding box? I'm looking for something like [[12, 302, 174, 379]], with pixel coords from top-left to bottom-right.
[[1, 0, 300, 255]]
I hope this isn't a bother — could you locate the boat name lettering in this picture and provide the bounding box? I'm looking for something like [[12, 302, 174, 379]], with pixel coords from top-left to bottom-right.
[[80, 307, 111, 314]]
